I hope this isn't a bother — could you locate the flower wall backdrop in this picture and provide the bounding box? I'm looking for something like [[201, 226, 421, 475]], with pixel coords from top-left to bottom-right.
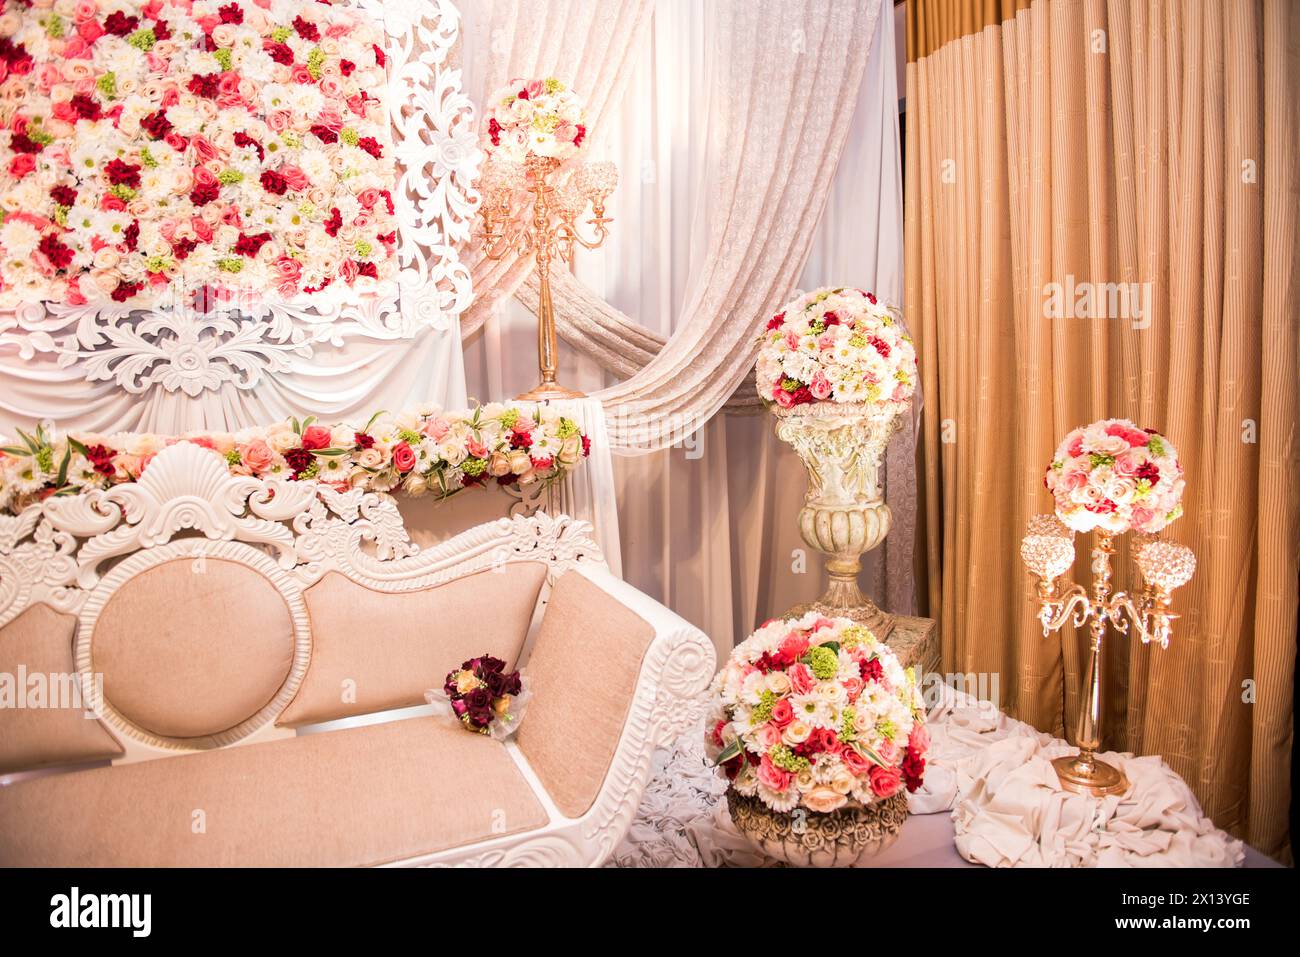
[[0, 0, 399, 308]]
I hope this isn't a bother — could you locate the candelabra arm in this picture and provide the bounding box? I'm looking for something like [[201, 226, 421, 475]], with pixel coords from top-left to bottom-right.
[[1036, 580, 1090, 636]]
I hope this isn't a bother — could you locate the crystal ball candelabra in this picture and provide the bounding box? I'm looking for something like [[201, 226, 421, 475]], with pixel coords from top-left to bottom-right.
[[477, 154, 618, 401], [1020, 516, 1196, 796]]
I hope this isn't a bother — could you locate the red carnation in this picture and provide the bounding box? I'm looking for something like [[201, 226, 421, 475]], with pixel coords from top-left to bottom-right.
[[573, 124, 586, 147], [509, 430, 533, 450], [284, 447, 314, 477], [50, 184, 77, 207], [354, 432, 375, 450], [105, 158, 141, 189], [218, 3, 243, 24], [265, 40, 293, 66], [69, 93, 102, 120], [865, 291, 877, 304], [766, 311, 785, 331], [822, 310, 840, 326], [37, 234, 74, 270], [141, 109, 172, 139], [83, 444, 116, 477], [372, 43, 385, 67], [355, 261, 378, 280], [189, 180, 220, 206], [1135, 461, 1160, 485], [233, 131, 264, 161], [310, 124, 338, 144], [153, 19, 172, 41], [356, 136, 383, 160], [103, 11, 139, 36], [581, 434, 591, 457], [8, 131, 41, 154], [323, 207, 342, 237], [487, 116, 501, 146], [123, 220, 139, 252], [292, 16, 320, 41], [111, 280, 143, 303], [233, 231, 273, 257], [187, 74, 221, 99], [869, 335, 891, 358], [259, 169, 289, 195], [902, 748, 926, 793], [517, 87, 530, 100], [859, 657, 883, 683], [171, 236, 198, 260], [339, 59, 355, 76]]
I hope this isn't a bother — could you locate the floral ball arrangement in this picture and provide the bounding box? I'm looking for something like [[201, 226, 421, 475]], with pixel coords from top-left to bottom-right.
[[755, 286, 917, 413], [0, 0, 398, 308], [706, 613, 928, 815], [1044, 418, 1184, 535], [0, 402, 591, 515], [482, 76, 587, 164], [435, 655, 527, 738]]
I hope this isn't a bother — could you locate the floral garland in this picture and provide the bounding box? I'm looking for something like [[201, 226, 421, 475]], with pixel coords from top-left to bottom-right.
[[706, 613, 928, 815], [0, 0, 397, 308], [755, 286, 917, 413], [483, 76, 586, 164], [0, 402, 591, 515], [1044, 418, 1184, 535]]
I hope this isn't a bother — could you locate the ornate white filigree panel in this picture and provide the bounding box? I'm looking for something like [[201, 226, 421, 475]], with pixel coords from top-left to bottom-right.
[[0, 0, 479, 433]]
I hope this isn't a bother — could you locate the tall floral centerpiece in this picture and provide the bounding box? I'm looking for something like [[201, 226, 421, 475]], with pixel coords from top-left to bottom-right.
[[1021, 418, 1194, 796], [756, 287, 917, 637], [707, 613, 928, 866], [477, 78, 617, 400]]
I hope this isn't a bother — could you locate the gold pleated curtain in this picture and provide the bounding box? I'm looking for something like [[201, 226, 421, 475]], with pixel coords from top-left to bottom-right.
[[906, 0, 1299, 861]]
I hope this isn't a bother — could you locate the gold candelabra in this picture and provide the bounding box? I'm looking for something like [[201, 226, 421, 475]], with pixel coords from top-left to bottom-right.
[[477, 154, 618, 401], [1020, 516, 1196, 796]]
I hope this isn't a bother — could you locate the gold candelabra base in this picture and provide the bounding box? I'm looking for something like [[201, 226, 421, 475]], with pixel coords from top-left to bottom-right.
[[516, 381, 587, 402], [1051, 753, 1129, 797]]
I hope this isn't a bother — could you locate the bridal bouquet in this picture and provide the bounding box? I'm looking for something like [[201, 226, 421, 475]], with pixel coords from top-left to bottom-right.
[[482, 77, 587, 164], [0, 402, 591, 515], [0, 0, 397, 308], [1044, 418, 1184, 534], [755, 287, 917, 413], [426, 655, 529, 739], [706, 613, 928, 815]]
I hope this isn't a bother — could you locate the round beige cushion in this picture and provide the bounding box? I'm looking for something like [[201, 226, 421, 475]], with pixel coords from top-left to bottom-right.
[[92, 558, 295, 739]]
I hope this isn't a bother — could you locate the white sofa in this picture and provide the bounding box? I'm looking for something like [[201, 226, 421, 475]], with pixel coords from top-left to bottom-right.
[[0, 441, 714, 866]]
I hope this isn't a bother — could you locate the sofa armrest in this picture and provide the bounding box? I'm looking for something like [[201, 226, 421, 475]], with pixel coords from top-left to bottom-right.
[[514, 564, 715, 863]]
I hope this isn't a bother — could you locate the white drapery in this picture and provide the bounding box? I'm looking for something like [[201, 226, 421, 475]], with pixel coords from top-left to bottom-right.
[[462, 0, 909, 650]]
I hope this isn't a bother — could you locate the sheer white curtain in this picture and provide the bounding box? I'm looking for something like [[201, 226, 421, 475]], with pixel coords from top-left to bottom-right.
[[461, 0, 907, 650]]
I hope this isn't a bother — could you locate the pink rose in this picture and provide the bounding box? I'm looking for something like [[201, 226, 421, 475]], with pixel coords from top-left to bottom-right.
[[842, 676, 864, 701], [467, 438, 488, 458], [841, 748, 871, 775], [301, 425, 332, 451], [392, 441, 416, 473], [278, 165, 311, 191], [77, 19, 104, 43], [73, 0, 98, 22], [757, 756, 792, 793], [869, 765, 902, 798], [191, 216, 214, 242], [240, 440, 276, 473], [8, 154, 35, 178], [788, 662, 815, 695], [876, 739, 900, 764], [423, 417, 450, 440], [769, 698, 794, 728], [1113, 449, 1144, 477], [266, 110, 292, 132], [778, 632, 809, 661], [773, 385, 795, 409], [1130, 506, 1155, 531], [908, 723, 930, 757], [290, 65, 315, 85], [755, 723, 782, 750], [810, 371, 832, 400]]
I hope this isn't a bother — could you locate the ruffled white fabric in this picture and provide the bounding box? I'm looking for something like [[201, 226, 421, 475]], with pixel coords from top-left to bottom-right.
[[610, 686, 1244, 868]]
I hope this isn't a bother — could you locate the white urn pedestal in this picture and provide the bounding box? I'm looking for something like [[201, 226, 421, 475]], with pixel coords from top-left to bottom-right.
[[773, 402, 903, 640]]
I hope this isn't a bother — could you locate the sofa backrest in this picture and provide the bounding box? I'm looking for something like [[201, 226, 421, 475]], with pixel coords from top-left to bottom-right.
[[0, 441, 604, 772]]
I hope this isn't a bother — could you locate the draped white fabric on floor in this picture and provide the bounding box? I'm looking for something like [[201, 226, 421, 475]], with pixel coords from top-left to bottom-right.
[[461, 0, 910, 653]]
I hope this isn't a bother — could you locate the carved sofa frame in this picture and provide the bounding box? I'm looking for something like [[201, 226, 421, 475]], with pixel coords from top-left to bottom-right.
[[0, 441, 714, 866]]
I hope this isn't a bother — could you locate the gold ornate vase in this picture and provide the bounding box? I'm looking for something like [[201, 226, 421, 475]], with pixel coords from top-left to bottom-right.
[[726, 789, 908, 867], [774, 402, 904, 638]]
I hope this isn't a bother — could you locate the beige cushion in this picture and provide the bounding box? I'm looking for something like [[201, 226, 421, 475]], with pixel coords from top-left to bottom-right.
[[0, 716, 548, 866], [517, 571, 655, 818], [280, 563, 547, 727], [0, 604, 123, 774], [92, 558, 295, 739]]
